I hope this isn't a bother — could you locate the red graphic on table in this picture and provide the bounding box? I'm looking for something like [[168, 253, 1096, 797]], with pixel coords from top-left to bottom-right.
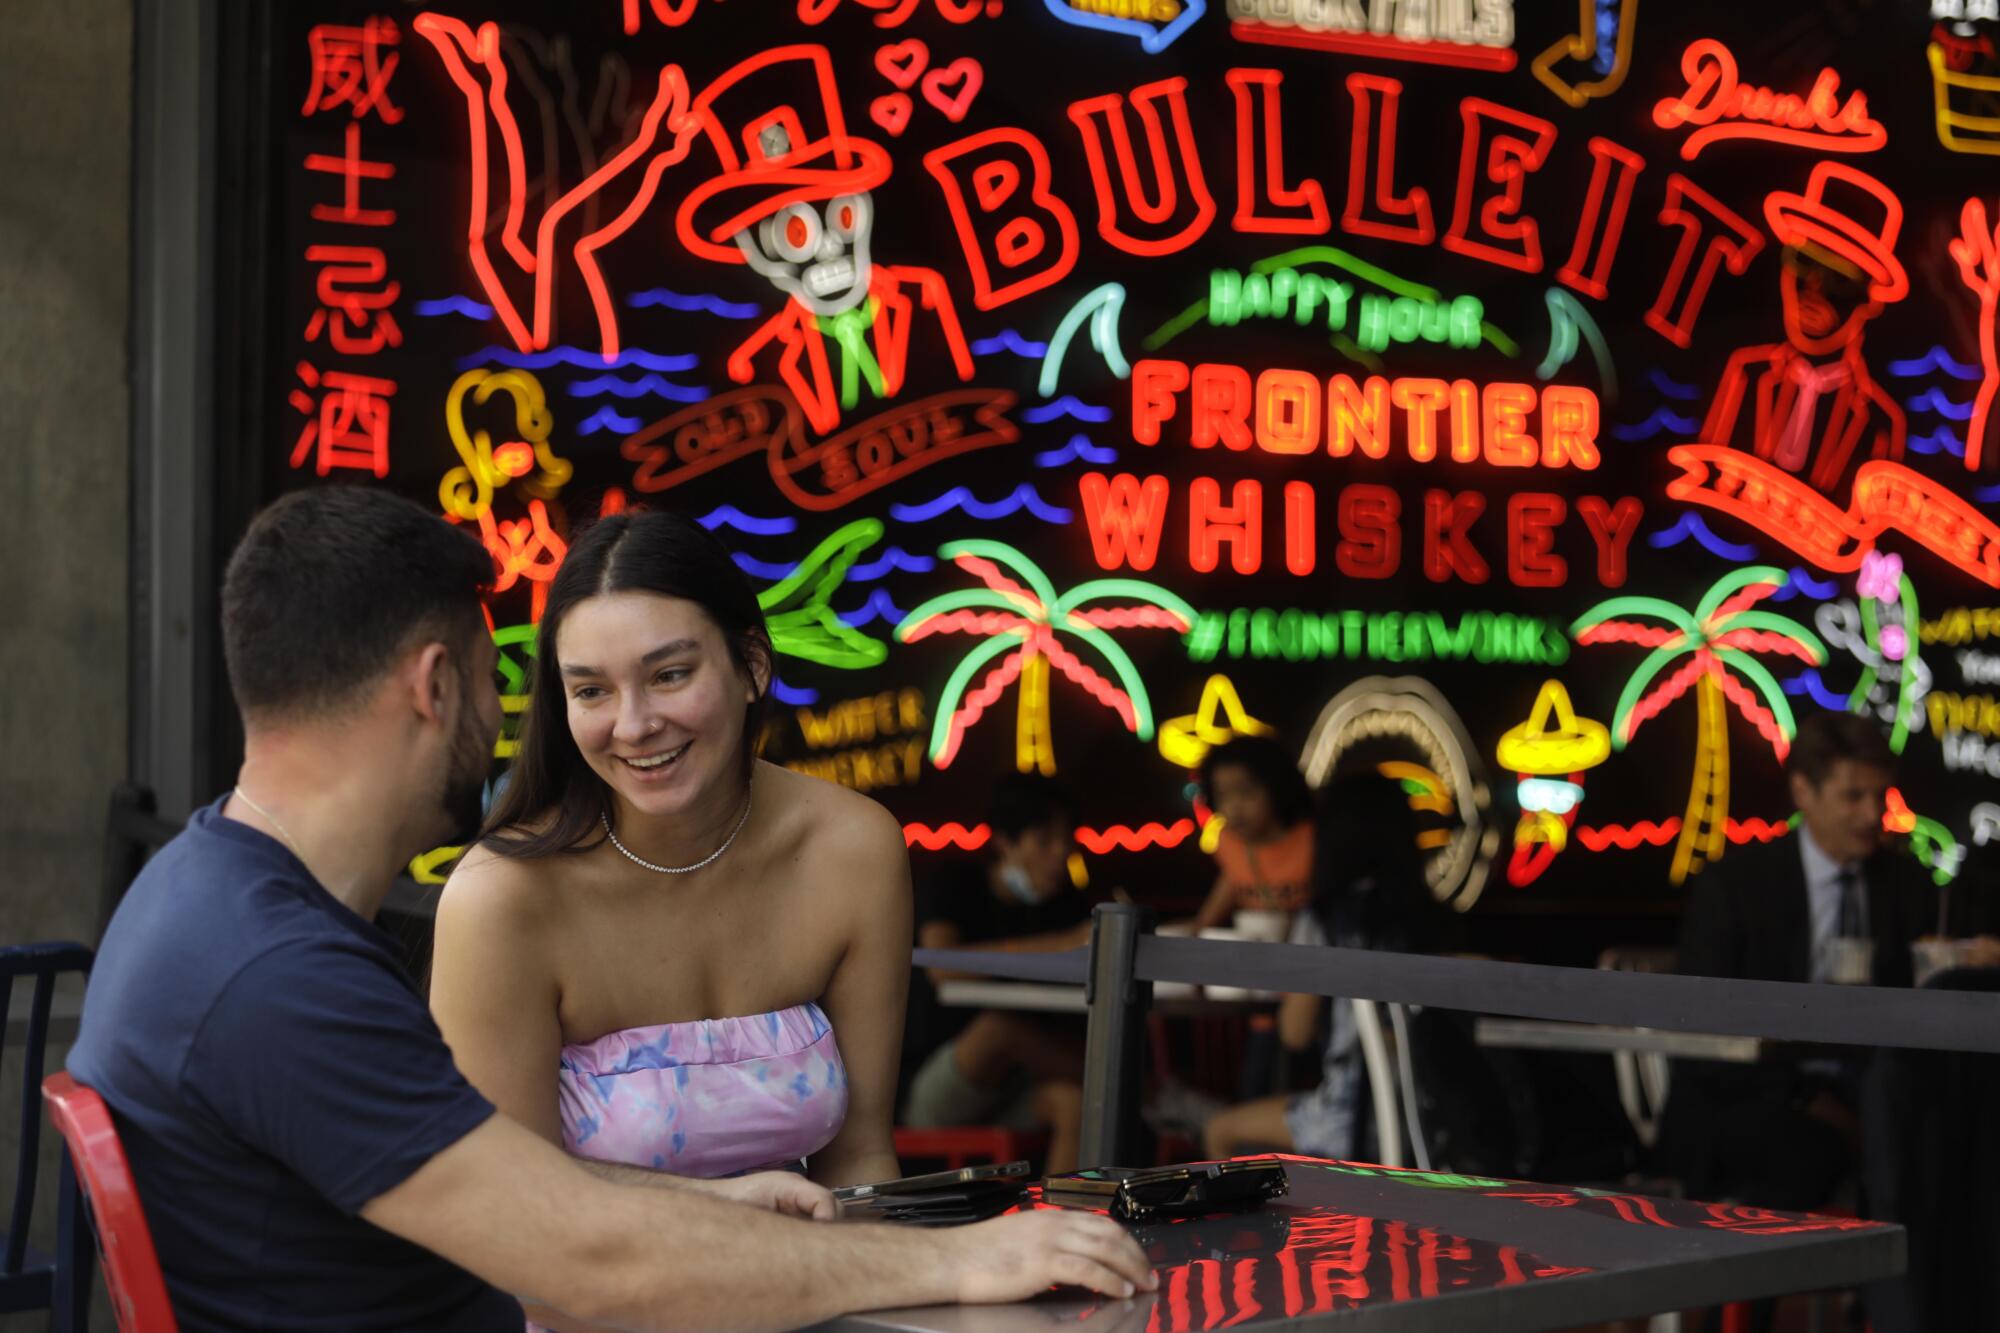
[[675, 46, 974, 436], [1696, 162, 1908, 502]]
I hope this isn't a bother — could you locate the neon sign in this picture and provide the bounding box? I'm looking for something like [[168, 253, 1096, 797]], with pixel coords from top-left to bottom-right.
[[1495, 679, 1610, 887], [1301, 675, 1496, 912], [1184, 608, 1570, 666], [1532, 0, 1638, 108], [1226, 0, 1518, 72], [894, 540, 1195, 773], [1043, 0, 1205, 54], [1653, 40, 1887, 160], [1206, 268, 1484, 355], [1949, 197, 2000, 471], [1157, 673, 1272, 770], [1131, 359, 1602, 469], [1573, 567, 1826, 883], [1928, 30, 2000, 155]]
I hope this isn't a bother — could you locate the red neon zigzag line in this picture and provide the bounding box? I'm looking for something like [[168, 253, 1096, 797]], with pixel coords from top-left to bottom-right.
[[935, 643, 1029, 767], [1575, 819, 1682, 851], [1624, 652, 1709, 741], [1069, 606, 1191, 630], [951, 553, 1045, 613], [903, 610, 1031, 642], [902, 821, 1198, 852], [1710, 628, 1819, 663], [1038, 634, 1140, 732], [1713, 666, 1792, 760], [1576, 622, 1686, 648]]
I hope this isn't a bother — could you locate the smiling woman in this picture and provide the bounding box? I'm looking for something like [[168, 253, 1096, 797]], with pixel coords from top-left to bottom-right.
[[428, 511, 912, 1329]]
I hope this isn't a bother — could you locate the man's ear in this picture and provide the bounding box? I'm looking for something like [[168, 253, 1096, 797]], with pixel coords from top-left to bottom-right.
[[408, 642, 453, 727], [1788, 768, 1815, 811]]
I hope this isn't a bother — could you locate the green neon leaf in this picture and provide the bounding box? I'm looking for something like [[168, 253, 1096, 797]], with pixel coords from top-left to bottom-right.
[[1055, 619, 1157, 739], [1039, 283, 1129, 397], [893, 589, 1035, 642], [1053, 578, 1198, 625], [1696, 566, 1787, 624], [1573, 596, 1698, 636], [1717, 610, 1828, 665], [1611, 642, 1700, 748], [938, 539, 1059, 611], [925, 631, 1029, 763], [1714, 648, 1799, 739]]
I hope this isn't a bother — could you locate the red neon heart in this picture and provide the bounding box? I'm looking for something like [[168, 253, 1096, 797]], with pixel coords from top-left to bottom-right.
[[874, 39, 929, 89], [920, 57, 983, 123], [870, 92, 914, 137]]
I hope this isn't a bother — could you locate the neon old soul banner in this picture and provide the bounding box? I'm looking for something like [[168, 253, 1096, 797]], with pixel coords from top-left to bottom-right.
[[1667, 444, 2000, 588]]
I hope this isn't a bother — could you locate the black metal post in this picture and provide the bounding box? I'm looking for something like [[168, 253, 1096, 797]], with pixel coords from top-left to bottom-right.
[[1078, 903, 1150, 1168]]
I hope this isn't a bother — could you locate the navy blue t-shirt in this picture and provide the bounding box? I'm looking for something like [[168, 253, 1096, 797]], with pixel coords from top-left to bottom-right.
[[69, 799, 523, 1330]]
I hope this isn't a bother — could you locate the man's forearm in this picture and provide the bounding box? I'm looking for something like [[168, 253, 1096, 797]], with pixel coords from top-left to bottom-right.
[[575, 1188, 957, 1330]]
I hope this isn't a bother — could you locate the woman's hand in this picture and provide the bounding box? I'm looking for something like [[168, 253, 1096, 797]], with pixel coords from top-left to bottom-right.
[[688, 1171, 840, 1219]]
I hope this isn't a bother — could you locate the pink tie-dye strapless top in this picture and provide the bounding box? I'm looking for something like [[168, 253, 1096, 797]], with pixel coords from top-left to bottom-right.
[[557, 1002, 848, 1177]]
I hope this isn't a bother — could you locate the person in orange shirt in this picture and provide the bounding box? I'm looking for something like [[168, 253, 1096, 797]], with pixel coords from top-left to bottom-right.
[[1189, 736, 1316, 933]]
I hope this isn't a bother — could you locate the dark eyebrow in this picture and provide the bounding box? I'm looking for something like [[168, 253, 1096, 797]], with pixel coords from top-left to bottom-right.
[[559, 639, 702, 678]]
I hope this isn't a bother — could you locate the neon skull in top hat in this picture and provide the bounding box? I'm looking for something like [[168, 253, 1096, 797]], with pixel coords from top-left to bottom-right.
[[676, 46, 972, 433]]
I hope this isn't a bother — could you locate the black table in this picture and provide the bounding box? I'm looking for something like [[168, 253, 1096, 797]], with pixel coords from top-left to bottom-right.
[[818, 1158, 1903, 1332]]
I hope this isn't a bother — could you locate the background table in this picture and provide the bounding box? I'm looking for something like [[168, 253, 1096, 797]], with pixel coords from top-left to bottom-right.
[[814, 1158, 1901, 1332]]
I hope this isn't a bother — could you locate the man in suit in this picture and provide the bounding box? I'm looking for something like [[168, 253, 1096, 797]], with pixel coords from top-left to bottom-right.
[[1660, 712, 1934, 1211]]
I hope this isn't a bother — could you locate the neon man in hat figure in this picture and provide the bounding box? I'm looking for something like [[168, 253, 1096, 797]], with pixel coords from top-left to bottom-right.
[[675, 46, 974, 436], [1697, 161, 1908, 501]]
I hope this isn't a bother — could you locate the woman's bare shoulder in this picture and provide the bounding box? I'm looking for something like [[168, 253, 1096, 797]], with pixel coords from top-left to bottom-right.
[[438, 833, 575, 936], [764, 762, 903, 849]]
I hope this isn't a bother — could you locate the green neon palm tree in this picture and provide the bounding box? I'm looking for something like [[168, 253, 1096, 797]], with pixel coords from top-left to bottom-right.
[[1571, 566, 1827, 883], [895, 540, 1196, 775]]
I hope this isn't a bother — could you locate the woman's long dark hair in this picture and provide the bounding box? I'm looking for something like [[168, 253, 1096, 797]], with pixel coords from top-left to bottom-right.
[[1309, 772, 1452, 952], [482, 510, 773, 859]]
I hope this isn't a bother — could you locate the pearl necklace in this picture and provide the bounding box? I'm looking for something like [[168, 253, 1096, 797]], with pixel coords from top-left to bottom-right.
[[600, 782, 753, 875]]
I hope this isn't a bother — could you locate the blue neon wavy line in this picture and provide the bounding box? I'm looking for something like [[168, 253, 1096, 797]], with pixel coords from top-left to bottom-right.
[[888, 484, 1073, 524], [413, 295, 495, 320], [770, 677, 819, 706], [851, 548, 935, 580], [1647, 512, 1758, 561], [1644, 367, 1701, 401], [971, 329, 1050, 358], [1887, 346, 1981, 380], [456, 345, 700, 373], [1977, 484, 2000, 504], [1612, 408, 1701, 442], [1040, 0, 1206, 52], [837, 589, 910, 628], [567, 374, 710, 403], [735, 547, 934, 583], [698, 506, 797, 536], [1907, 388, 1975, 420], [578, 406, 644, 435], [626, 288, 761, 319], [1023, 396, 1112, 424], [1909, 426, 1967, 457], [1781, 669, 1853, 711], [1033, 435, 1120, 468]]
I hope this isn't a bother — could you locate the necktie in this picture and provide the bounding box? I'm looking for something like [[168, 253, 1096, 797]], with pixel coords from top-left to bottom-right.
[[1836, 866, 1864, 938], [1771, 357, 1850, 473]]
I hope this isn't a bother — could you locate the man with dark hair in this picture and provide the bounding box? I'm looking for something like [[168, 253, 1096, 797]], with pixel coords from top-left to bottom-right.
[[902, 773, 1094, 1172], [1659, 711, 1932, 1212], [71, 488, 1151, 1330]]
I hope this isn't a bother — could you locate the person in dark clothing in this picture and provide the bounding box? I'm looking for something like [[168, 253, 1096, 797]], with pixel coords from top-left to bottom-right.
[[1659, 711, 1936, 1212], [903, 774, 1094, 1171], [70, 488, 1152, 1331]]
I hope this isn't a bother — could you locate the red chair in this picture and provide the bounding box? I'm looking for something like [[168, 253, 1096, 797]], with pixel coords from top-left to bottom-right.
[[893, 1126, 1049, 1171], [41, 1074, 176, 1332]]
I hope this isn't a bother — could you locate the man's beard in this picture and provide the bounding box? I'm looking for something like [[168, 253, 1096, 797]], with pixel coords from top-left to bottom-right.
[[438, 697, 492, 846]]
